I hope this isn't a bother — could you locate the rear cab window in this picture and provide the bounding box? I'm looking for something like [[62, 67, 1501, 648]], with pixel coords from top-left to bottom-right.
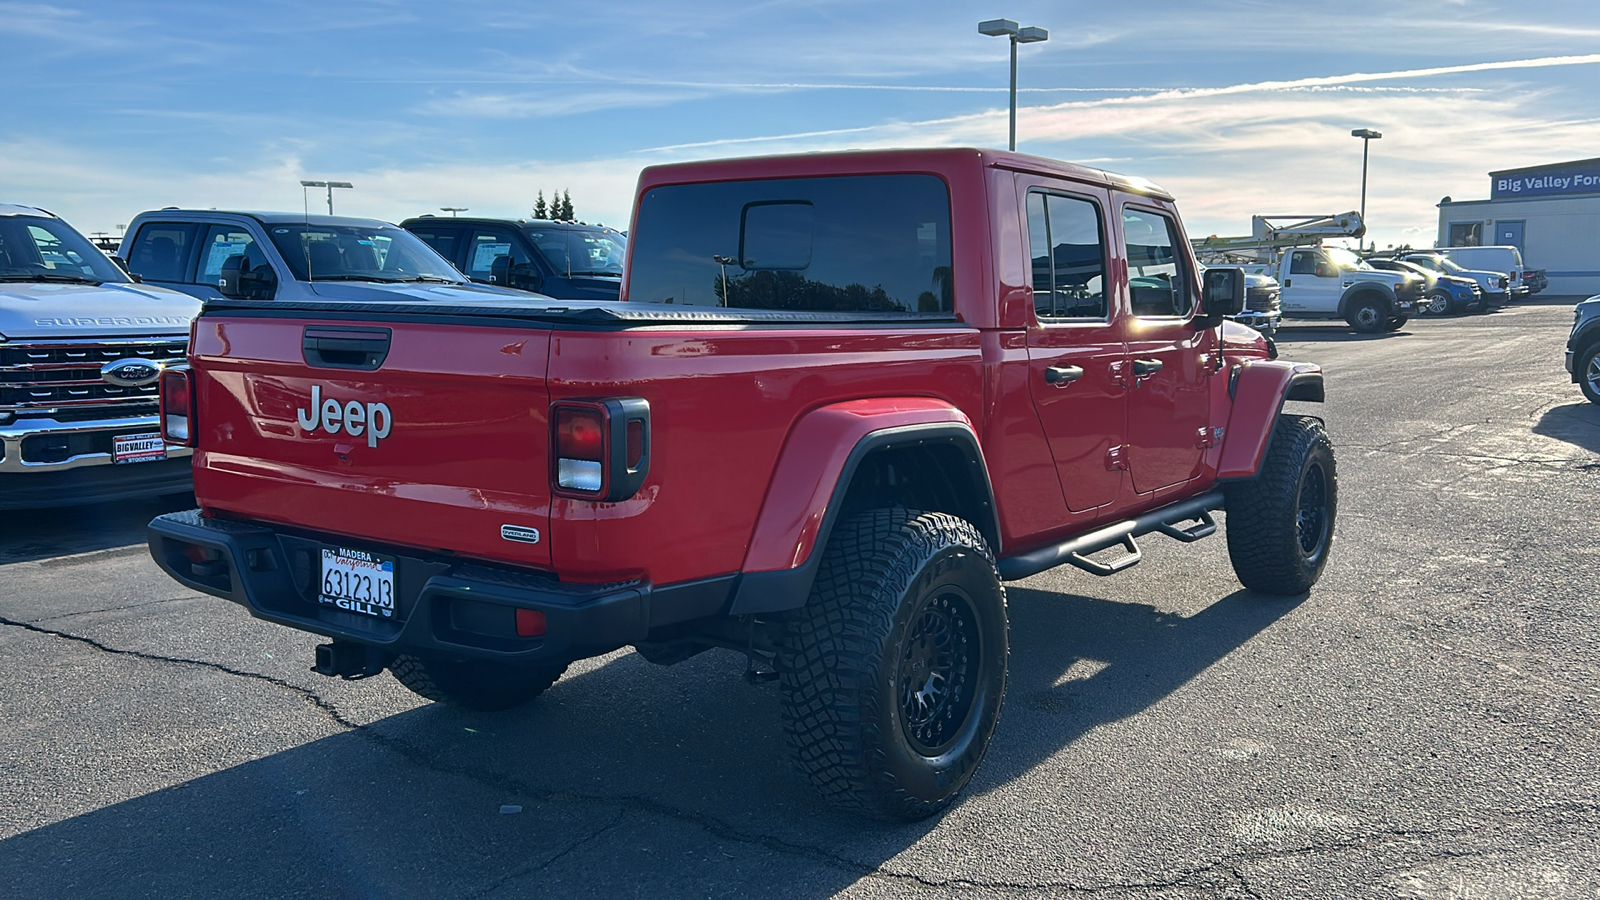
[[627, 174, 952, 312]]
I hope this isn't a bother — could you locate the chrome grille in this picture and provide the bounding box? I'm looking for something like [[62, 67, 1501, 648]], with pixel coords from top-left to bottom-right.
[[0, 336, 187, 414]]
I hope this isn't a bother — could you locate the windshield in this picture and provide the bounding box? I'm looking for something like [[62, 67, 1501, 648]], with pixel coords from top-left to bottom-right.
[[0, 215, 129, 284], [1432, 257, 1468, 274], [525, 227, 626, 277], [1324, 247, 1371, 271], [266, 223, 464, 283]]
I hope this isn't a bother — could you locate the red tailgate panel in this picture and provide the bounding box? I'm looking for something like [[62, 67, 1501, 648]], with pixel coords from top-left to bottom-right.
[[192, 317, 553, 568]]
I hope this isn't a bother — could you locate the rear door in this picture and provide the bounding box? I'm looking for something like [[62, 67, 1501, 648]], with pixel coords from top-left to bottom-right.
[[191, 313, 555, 568], [1020, 180, 1126, 513], [1115, 201, 1213, 496]]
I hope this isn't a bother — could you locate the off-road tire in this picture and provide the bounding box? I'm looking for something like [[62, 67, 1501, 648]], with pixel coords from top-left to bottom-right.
[[1579, 344, 1600, 404], [1383, 315, 1407, 331], [389, 655, 566, 711], [1224, 415, 1337, 595], [1344, 295, 1388, 333], [777, 509, 1008, 821]]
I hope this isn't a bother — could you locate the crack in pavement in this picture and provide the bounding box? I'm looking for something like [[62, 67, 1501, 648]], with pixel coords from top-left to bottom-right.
[[26, 595, 198, 625], [467, 808, 627, 899], [1345, 444, 1593, 470], [3, 613, 1596, 896]]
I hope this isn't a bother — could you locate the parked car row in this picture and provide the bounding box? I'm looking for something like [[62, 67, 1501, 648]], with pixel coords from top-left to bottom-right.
[[0, 201, 625, 508]]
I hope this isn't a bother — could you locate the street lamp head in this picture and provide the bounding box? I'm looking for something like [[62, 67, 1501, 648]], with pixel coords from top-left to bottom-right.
[[326, 181, 354, 189], [1015, 25, 1048, 43], [978, 18, 1019, 36], [300, 180, 326, 187], [1351, 129, 1382, 140]]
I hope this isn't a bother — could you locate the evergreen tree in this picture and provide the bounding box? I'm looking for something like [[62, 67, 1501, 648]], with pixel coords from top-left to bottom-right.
[[559, 190, 574, 221], [533, 192, 547, 219]]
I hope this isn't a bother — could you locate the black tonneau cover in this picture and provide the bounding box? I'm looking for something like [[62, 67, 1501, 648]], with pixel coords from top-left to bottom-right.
[[202, 297, 963, 329]]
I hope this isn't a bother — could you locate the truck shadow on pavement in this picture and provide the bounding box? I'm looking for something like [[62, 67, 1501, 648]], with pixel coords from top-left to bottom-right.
[[0, 585, 1300, 898], [1531, 401, 1600, 456], [0, 494, 192, 566]]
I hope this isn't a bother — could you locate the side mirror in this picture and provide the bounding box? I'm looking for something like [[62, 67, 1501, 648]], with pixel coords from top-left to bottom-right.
[[1200, 267, 1247, 320], [489, 254, 512, 286], [218, 254, 250, 298], [511, 262, 543, 292], [110, 254, 142, 282], [1314, 262, 1337, 278]]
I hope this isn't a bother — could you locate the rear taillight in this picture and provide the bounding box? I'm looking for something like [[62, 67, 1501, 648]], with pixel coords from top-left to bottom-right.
[[159, 367, 195, 447], [551, 398, 651, 501]]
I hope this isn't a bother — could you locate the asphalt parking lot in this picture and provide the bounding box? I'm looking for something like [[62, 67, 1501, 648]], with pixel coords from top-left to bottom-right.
[[2, 300, 1597, 899]]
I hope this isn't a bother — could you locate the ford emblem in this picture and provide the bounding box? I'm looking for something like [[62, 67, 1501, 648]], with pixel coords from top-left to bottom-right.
[[100, 358, 163, 388]]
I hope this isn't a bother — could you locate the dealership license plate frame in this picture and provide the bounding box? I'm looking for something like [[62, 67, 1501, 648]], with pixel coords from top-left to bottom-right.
[[318, 546, 398, 620], [112, 431, 167, 465]]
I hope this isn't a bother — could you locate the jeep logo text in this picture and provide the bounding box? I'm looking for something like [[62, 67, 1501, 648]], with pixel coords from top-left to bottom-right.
[[295, 384, 392, 448]]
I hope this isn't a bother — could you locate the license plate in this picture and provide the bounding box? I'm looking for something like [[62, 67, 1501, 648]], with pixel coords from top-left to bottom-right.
[[113, 432, 166, 465], [319, 547, 397, 619]]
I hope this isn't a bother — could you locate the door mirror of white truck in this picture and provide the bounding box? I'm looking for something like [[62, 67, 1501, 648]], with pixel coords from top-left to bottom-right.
[[1314, 261, 1337, 278], [1200, 267, 1247, 320]]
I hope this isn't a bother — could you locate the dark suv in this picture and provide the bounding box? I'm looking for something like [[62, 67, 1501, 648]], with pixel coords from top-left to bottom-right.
[[401, 217, 626, 301]]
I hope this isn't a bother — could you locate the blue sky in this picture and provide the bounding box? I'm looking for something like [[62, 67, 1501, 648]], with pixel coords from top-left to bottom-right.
[[2, 0, 1598, 250]]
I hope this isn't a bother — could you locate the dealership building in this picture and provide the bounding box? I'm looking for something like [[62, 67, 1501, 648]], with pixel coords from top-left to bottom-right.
[[1436, 157, 1600, 295]]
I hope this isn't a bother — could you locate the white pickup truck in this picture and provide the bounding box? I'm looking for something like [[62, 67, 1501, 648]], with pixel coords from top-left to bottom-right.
[[0, 204, 200, 508], [1248, 246, 1425, 333]]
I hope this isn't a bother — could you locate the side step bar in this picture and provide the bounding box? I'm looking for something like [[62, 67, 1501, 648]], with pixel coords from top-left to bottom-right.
[[995, 490, 1225, 582]]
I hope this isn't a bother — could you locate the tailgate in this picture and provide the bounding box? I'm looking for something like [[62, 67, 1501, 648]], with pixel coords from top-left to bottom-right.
[[191, 315, 553, 568]]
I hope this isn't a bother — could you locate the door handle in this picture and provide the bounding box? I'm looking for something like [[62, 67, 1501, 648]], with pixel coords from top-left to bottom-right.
[[1044, 365, 1085, 385], [1132, 359, 1164, 377]]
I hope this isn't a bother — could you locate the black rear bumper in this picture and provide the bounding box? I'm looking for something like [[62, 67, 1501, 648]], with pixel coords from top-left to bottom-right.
[[147, 510, 731, 665]]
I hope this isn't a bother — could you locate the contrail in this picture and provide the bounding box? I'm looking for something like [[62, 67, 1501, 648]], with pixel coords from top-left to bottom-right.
[[637, 54, 1600, 153]]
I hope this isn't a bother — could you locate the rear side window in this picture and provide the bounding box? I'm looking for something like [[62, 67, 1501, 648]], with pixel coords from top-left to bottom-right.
[[628, 174, 953, 312], [408, 227, 461, 265], [1025, 190, 1107, 319], [128, 222, 199, 282], [1122, 207, 1193, 318]]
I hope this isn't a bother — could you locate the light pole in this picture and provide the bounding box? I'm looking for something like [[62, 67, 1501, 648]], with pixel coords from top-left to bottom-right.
[[299, 180, 354, 215], [1351, 129, 1382, 231], [440, 207, 468, 217], [979, 18, 1048, 151]]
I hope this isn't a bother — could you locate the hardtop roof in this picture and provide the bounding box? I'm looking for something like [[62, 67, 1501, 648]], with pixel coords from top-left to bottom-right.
[[636, 147, 1173, 200]]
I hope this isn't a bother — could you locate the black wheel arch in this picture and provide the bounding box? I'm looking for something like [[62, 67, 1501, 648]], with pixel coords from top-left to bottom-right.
[[727, 424, 1000, 616]]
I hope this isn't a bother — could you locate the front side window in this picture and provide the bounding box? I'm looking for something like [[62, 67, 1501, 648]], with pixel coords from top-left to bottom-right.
[[1289, 251, 1319, 275], [465, 228, 523, 282], [0, 217, 129, 283], [526, 227, 626, 277], [198, 225, 268, 286], [266, 223, 464, 283], [628, 174, 952, 312], [1026, 190, 1107, 319], [1122, 207, 1192, 318]]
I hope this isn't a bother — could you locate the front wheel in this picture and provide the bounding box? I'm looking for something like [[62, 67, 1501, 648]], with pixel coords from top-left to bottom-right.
[[1344, 296, 1388, 333], [778, 509, 1008, 821], [1224, 415, 1337, 595], [389, 655, 566, 711], [1424, 290, 1456, 316], [1580, 345, 1600, 404]]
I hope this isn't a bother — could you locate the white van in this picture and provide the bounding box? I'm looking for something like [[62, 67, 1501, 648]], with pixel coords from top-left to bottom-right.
[[1440, 246, 1527, 297]]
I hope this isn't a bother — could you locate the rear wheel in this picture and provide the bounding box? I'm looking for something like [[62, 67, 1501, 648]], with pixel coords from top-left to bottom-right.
[[1580, 345, 1600, 404], [389, 655, 566, 711], [778, 509, 1008, 821], [1344, 295, 1387, 333], [1224, 415, 1337, 595], [1383, 315, 1407, 331]]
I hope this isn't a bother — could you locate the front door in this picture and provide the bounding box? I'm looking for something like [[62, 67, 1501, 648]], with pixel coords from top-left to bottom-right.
[[1117, 203, 1213, 495], [1021, 184, 1127, 513], [1280, 249, 1342, 314], [1495, 220, 1525, 252]]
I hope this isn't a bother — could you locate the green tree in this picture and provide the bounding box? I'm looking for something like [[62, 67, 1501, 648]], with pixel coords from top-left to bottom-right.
[[533, 192, 547, 219], [559, 190, 574, 221]]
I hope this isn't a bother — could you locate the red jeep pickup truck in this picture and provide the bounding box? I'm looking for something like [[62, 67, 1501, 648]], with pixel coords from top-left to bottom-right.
[[148, 149, 1334, 820]]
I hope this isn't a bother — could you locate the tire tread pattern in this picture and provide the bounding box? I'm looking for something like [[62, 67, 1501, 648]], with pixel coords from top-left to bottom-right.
[[1224, 414, 1337, 595]]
